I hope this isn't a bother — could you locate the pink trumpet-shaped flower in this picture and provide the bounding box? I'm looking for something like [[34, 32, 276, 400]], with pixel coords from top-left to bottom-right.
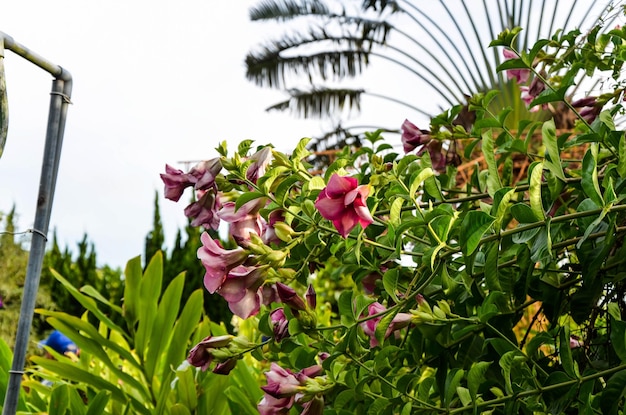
[[184, 189, 221, 230], [270, 308, 289, 342], [218, 199, 265, 245], [360, 302, 412, 348], [401, 119, 431, 153], [247, 146, 273, 183], [314, 173, 374, 238], [187, 334, 234, 371], [218, 265, 265, 319], [502, 49, 530, 84], [161, 164, 196, 202], [197, 232, 248, 294]]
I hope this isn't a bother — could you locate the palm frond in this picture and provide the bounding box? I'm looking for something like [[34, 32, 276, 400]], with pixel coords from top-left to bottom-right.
[[266, 87, 364, 118], [249, 0, 330, 21]]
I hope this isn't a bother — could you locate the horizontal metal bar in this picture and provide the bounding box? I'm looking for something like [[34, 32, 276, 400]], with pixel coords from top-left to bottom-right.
[[0, 31, 71, 81]]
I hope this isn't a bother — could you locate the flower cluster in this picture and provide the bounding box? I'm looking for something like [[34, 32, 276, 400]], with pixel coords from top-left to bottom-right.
[[258, 363, 327, 415]]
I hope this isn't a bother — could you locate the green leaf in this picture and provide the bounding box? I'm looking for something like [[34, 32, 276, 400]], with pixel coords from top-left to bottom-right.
[[382, 268, 400, 302], [510, 203, 538, 223], [409, 167, 434, 196], [600, 370, 626, 415], [169, 404, 192, 415], [460, 211, 495, 256], [581, 146, 603, 207], [484, 242, 502, 292], [145, 272, 185, 382], [444, 368, 464, 408], [618, 133, 626, 178], [136, 252, 164, 359], [235, 191, 266, 211], [123, 256, 142, 327], [559, 326, 577, 378], [48, 384, 70, 415], [610, 317, 626, 363], [528, 162, 545, 221], [338, 290, 355, 325], [274, 175, 301, 204], [389, 197, 404, 227], [85, 391, 111, 415], [374, 308, 399, 346], [542, 119, 565, 181], [482, 131, 502, 197], [164, 289, 205, 375], [468, 361, 492, 400]]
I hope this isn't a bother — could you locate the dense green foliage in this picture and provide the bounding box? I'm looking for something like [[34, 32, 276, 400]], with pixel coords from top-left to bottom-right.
[[22, 252, 261, 415], [158, 19, 626, 414]]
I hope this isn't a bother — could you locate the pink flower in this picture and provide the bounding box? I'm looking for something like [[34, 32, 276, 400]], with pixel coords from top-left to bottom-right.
[[161, 164, 197, 202], [262, 363, 302, 398], [314, 173, 373, 238], [187, 334, 233, 371], [262, 210, 286, 245], [257, 394, 293, 415], [189, 158, 222, 190], [401, 119, 431, 153], [218, 265, 265, 318], [197, 232, 248, 294], [258, 363, 325, 414], [270, 308, 289, 342], [502, 49, 530, 84], [247, 146, 273, 183], [360, 302, 412, 348], [184, 189, 221, 230], [218, 199, 266, 245], [571, 96, 602, 123], [276, 282, 307, 312]]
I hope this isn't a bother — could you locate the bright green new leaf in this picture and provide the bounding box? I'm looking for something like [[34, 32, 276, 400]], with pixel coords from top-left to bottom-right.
[[468, 361, 492, 400], [409, 167, 434, 197], [529, 162, 545, 221]]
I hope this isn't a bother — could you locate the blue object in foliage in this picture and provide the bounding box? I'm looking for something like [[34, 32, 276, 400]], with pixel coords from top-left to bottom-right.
[[40, 330, 78, 354]]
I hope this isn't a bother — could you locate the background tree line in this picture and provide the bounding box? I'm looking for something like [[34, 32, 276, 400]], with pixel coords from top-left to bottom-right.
[[0, 192, 231, 352]]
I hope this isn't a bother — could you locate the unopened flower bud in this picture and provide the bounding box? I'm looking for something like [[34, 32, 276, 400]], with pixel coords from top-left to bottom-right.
[[305, 284, 317, 309], [274, 222, 295, 242], [276, 282, 307, 311]]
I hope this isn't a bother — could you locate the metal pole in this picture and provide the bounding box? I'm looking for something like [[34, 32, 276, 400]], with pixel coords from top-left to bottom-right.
[[0, 31, 72, 415]]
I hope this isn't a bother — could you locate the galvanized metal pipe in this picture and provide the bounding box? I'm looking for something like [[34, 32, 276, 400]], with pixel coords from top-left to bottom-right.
[[0, 31, 72, 415]]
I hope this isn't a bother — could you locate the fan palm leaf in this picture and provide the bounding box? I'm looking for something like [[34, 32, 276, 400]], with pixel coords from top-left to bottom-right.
[[246, 0, 621, 145]]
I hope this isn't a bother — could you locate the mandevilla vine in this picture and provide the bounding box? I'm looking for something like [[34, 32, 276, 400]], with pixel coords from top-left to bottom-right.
[[162, 21, 626, 415]]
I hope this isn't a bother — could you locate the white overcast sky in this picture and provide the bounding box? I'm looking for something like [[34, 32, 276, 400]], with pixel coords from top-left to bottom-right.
[[0, 1, 613, 269], [0, 0, 414, 268]]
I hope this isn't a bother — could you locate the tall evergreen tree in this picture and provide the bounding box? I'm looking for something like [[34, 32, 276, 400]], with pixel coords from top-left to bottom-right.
[[0, 206, 54, 350], [144, 191, 165, 269]]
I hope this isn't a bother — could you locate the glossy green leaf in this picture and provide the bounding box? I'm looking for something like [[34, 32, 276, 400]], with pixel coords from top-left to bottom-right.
[[600, 370, 626, 415], [559, 326, 577, 378], [468, 361, 492, 400], [482, 131, 502, 197], [510, 203, 538, 223], [528, 161, 545, 221], [136, 252, 163, 360], [48, 384, 70, 415], [610, 317, 626, 363], [484, 242, 502, 292], [581, 146, 603, 207], [145, 272, 185, 382], [382, 268, 400, 302], [409, 167, 434, 196], [123, 256, 142, 327], [542, 119, 565, 181], [338, 290, 355, 325], [85, 391, 111, 415], [460, 210, 495, 256], [169, 404, 192, 415], [235, 191, 266, 211]]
